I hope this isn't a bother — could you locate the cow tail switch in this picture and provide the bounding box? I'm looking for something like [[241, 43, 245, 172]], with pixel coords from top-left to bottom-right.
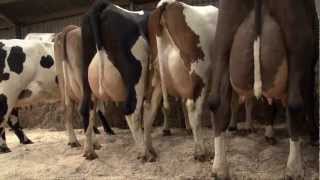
[[89, 1, 109, 97], [253, 0, 262, 98]]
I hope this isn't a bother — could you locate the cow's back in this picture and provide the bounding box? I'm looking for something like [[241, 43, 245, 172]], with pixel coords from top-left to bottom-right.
[[0, 40, 58, 107]]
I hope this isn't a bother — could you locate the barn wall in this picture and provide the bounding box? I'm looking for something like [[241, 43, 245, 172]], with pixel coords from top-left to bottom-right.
[[0, 27, 15, 39], [21, 15, 82, 38]]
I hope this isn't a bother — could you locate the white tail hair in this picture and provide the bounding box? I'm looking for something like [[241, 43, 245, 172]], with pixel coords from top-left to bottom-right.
[[156, 0, 176, 7], [253, 37, 262, 98], [97, 48, 106, 96], [62, 61, 70, 106]]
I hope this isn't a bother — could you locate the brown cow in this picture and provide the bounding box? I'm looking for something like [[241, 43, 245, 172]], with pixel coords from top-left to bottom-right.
[[54, 25, 115, 151], [208, 0, 318, 178]]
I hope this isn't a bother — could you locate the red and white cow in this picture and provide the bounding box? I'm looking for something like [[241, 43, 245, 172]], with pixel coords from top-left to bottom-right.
[[142, 0, 219, 161]]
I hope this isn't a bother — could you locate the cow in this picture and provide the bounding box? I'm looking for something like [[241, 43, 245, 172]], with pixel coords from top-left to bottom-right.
[[80, 0, 150, 159], [0, 39, 58, 153], [208, 0, 318, 178], [142, 0, 219, 162], [54, 25, 115, 148], [24, 33, 56, 42]]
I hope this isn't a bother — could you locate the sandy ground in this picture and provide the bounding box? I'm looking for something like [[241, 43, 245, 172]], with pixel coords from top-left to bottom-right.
[[0, 126, 318, 180]]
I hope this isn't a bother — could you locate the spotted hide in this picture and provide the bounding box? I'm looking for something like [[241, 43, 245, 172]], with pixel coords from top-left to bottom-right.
[[0, 39, 58, 153], [54, 25, 115, 149], [208, 0, 318, 178], [80, 0, 149, 159], [143, 0, 219, 162]]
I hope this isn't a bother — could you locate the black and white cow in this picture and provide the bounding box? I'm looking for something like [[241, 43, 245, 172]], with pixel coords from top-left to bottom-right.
[[80, 0, 150, 159], [0, 39, 58, 152]]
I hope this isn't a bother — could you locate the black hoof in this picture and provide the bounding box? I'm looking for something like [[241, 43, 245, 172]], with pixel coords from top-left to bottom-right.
[[185, 129, 193, 135], [68, 142, 81, 148], [0, 146, 11, 153], [137, 150, 158, 163], [21, 139, 33, 145], [162, 129, 172, 136], [265, 136, 277, 145], [227, 126, 237, 132], [83, 151, 98, 160], [194, 154, 213, 162], [106, 129, 115, 135], [93, 127, 101, 134]]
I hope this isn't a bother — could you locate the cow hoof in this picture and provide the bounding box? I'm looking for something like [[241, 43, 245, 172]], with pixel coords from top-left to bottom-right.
[[68, 141, 81, 148], [106, 129, 116, 135], [265, 136, 277, 145], [93, 127, 101, 134], [185, 129, 193, 135], [137, 148, 158, 162], [21, 138, 33, 145], [194, 145, 213, 162], [83, 151, 98, 160], [0, 146, 11, 153], [211, 164, 229, 180], [227, 126, 237, 132], [162, 129, 172, 136], [285, 166, 304, 180], [93, 143, 102, 150], [194, 153, 213, 162]]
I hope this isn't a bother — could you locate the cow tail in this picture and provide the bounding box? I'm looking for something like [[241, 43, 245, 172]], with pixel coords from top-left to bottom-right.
[[59, 25, 77, 106], [89, 1, 109, 96], [253, 0, 262, 98], [154, 2, 170, 109]]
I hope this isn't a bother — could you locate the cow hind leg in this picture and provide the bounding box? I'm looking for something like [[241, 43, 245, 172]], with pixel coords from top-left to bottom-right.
[[97, 110, 115, 135], [0, 127, 10, 153], [7, 109, 32, 144], [65, 102, 80, 148], [263, 104, 277, 145], [83, 107, 99, 160], [139, 84, 162, 162], [186, 87, 213, 162], [161, 106, 172, 136], [228, 92, 240, 132], [285, 93, 305, 179], [211, 71, 231, 179]]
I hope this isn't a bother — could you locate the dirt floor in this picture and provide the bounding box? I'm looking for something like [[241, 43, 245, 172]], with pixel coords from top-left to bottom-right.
[[0, 126, 318, 180]]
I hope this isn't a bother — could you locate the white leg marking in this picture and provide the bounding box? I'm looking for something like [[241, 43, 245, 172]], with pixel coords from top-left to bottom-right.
[[212, 134, 229, 178], [84, 109, 97, 159], [253, 37, 262, 98], [97, 49, 107, 96], [286, 139, 304, 177], [265, 125, 274, 138]]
